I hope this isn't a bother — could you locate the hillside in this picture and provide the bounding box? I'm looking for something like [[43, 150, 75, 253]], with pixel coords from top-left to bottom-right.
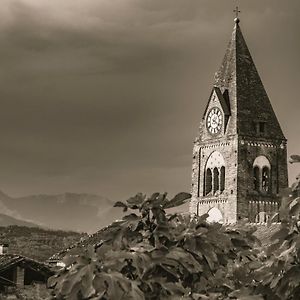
[[0, 225, 85, 261], [0, 191, 124, 233], [0, 213, 39, 227]]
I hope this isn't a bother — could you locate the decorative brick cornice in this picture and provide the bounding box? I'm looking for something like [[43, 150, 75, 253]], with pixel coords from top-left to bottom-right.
[[198, 197, 228, 204], [199, 142, 231, 149], [239, 139, 286, 149]]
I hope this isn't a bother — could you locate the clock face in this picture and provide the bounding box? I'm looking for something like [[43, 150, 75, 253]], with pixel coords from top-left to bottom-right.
[[207, 107, 223, 134]]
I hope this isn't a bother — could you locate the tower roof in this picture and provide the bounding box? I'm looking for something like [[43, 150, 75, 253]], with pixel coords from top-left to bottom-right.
[[214, 19, 285, 140]]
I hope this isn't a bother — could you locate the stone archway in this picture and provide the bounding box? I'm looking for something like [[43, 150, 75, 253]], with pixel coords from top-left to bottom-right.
[[207, 207, 223, 223]]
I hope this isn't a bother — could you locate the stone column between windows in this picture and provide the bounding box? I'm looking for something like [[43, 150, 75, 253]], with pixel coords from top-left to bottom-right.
[[211, 168, 214, 195], [254, 201, 258, 223], [266, 201, 272, 218], [248, 201, 252, 222], [218, 167, 221, 193], [259, 168, 262, 192]]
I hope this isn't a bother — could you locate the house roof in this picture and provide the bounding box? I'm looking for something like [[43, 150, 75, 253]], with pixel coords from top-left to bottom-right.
[[48, 220, 124, 263], [0, 254, 53, 277]]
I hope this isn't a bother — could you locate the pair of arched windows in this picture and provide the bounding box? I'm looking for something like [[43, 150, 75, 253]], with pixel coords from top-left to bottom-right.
[[204, 152, 225, 196], [253, 156, 271, 193]]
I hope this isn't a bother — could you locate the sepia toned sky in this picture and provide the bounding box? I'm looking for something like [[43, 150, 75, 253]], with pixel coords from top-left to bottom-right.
[[0, 0, 299, 200]]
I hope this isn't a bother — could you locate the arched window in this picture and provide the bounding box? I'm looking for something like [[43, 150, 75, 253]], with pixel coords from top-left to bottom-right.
[[207, 207, 223, 223], [205, 169, 212, 196], [204, 151, 225, 196], [253, 156, 271, 193], [262, 167, 270, 192], [220, 166, 225, 192], [253, 166, 260, 191], [213, 168, 219, 193]]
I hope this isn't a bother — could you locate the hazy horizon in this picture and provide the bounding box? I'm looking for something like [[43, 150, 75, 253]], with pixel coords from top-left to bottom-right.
[[0, 0, 299, 201]]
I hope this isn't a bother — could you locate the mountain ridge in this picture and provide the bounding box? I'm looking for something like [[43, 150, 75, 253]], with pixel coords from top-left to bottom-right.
[[0, 190, 123, 233], [0, 213, 40, 228]]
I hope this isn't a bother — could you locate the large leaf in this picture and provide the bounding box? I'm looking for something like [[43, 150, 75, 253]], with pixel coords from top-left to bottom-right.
[[290, 197, 300, 216], [229, 287, 264, 300], [126, 193, 146, 209], [164, 247, 203, 273], [152, 207, 167, 224], [163, 192, 191, 209], [114, 201, 128, 212], [271, 226, 289, 242], [290, 155, 300, 163]]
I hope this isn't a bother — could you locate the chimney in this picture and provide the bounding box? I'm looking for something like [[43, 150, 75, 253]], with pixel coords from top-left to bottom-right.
[[0, 244, 9, 255]]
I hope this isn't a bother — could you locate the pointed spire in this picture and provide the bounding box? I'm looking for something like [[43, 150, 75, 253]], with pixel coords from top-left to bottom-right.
[[213, 20, 285, 140]]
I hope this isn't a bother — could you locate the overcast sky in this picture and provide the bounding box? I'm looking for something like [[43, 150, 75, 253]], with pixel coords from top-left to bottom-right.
[[0, 0, 299, 200]]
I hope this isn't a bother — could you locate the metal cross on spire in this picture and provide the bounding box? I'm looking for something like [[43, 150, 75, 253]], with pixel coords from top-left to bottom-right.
[[233, 6, 241, 18], [233, 6, 241, 23]]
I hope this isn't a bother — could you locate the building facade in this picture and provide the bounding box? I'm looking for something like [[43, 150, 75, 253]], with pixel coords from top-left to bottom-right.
[[190, 18, 288, 223]]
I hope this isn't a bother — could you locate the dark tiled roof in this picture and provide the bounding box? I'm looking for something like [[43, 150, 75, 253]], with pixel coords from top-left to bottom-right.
[[203, 86, 231, 119], [0, 254, 53, 276], [48, 220, 124, 262]]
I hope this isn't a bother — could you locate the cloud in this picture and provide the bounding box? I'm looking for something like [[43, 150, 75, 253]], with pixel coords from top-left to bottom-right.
[[0, 0, 298, 198]]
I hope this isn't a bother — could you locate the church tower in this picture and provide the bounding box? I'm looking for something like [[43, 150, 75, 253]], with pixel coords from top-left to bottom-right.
[[190, 16, 288, 223]]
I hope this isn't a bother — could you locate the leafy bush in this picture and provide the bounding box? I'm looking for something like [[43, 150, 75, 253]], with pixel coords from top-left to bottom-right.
[[253, 156, 300, 300], [48, 155, 300, 299], [48, 192, 262, 299]]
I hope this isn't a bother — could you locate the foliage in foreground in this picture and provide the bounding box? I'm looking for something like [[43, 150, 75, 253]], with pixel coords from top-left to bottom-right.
[[48, 192, 262, 299], [254, 161, 300, 300], [48, 155, 300, 299]]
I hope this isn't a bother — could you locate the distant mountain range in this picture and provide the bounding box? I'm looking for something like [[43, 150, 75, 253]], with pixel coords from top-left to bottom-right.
[[0, 213, 38, 228], [0, 191, 124, 233]]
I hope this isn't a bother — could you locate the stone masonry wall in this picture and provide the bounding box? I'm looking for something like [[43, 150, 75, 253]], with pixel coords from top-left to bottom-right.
[[237, 138, 288, 220], [190, 136, 239, 223]]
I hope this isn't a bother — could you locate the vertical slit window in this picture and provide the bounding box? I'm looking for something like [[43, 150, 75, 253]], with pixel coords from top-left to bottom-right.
[[262, 167, 270, 192], [205, 169, 212, 196], [220, 166, 225, 192], [203, 171, 206, 196], [259, 122, 266, 134], [253, 166, 260, 191], [213, 168, 219, 193]]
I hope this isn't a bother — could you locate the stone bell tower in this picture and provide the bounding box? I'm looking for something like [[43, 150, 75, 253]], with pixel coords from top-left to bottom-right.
[[190, 16, 288, 223]]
